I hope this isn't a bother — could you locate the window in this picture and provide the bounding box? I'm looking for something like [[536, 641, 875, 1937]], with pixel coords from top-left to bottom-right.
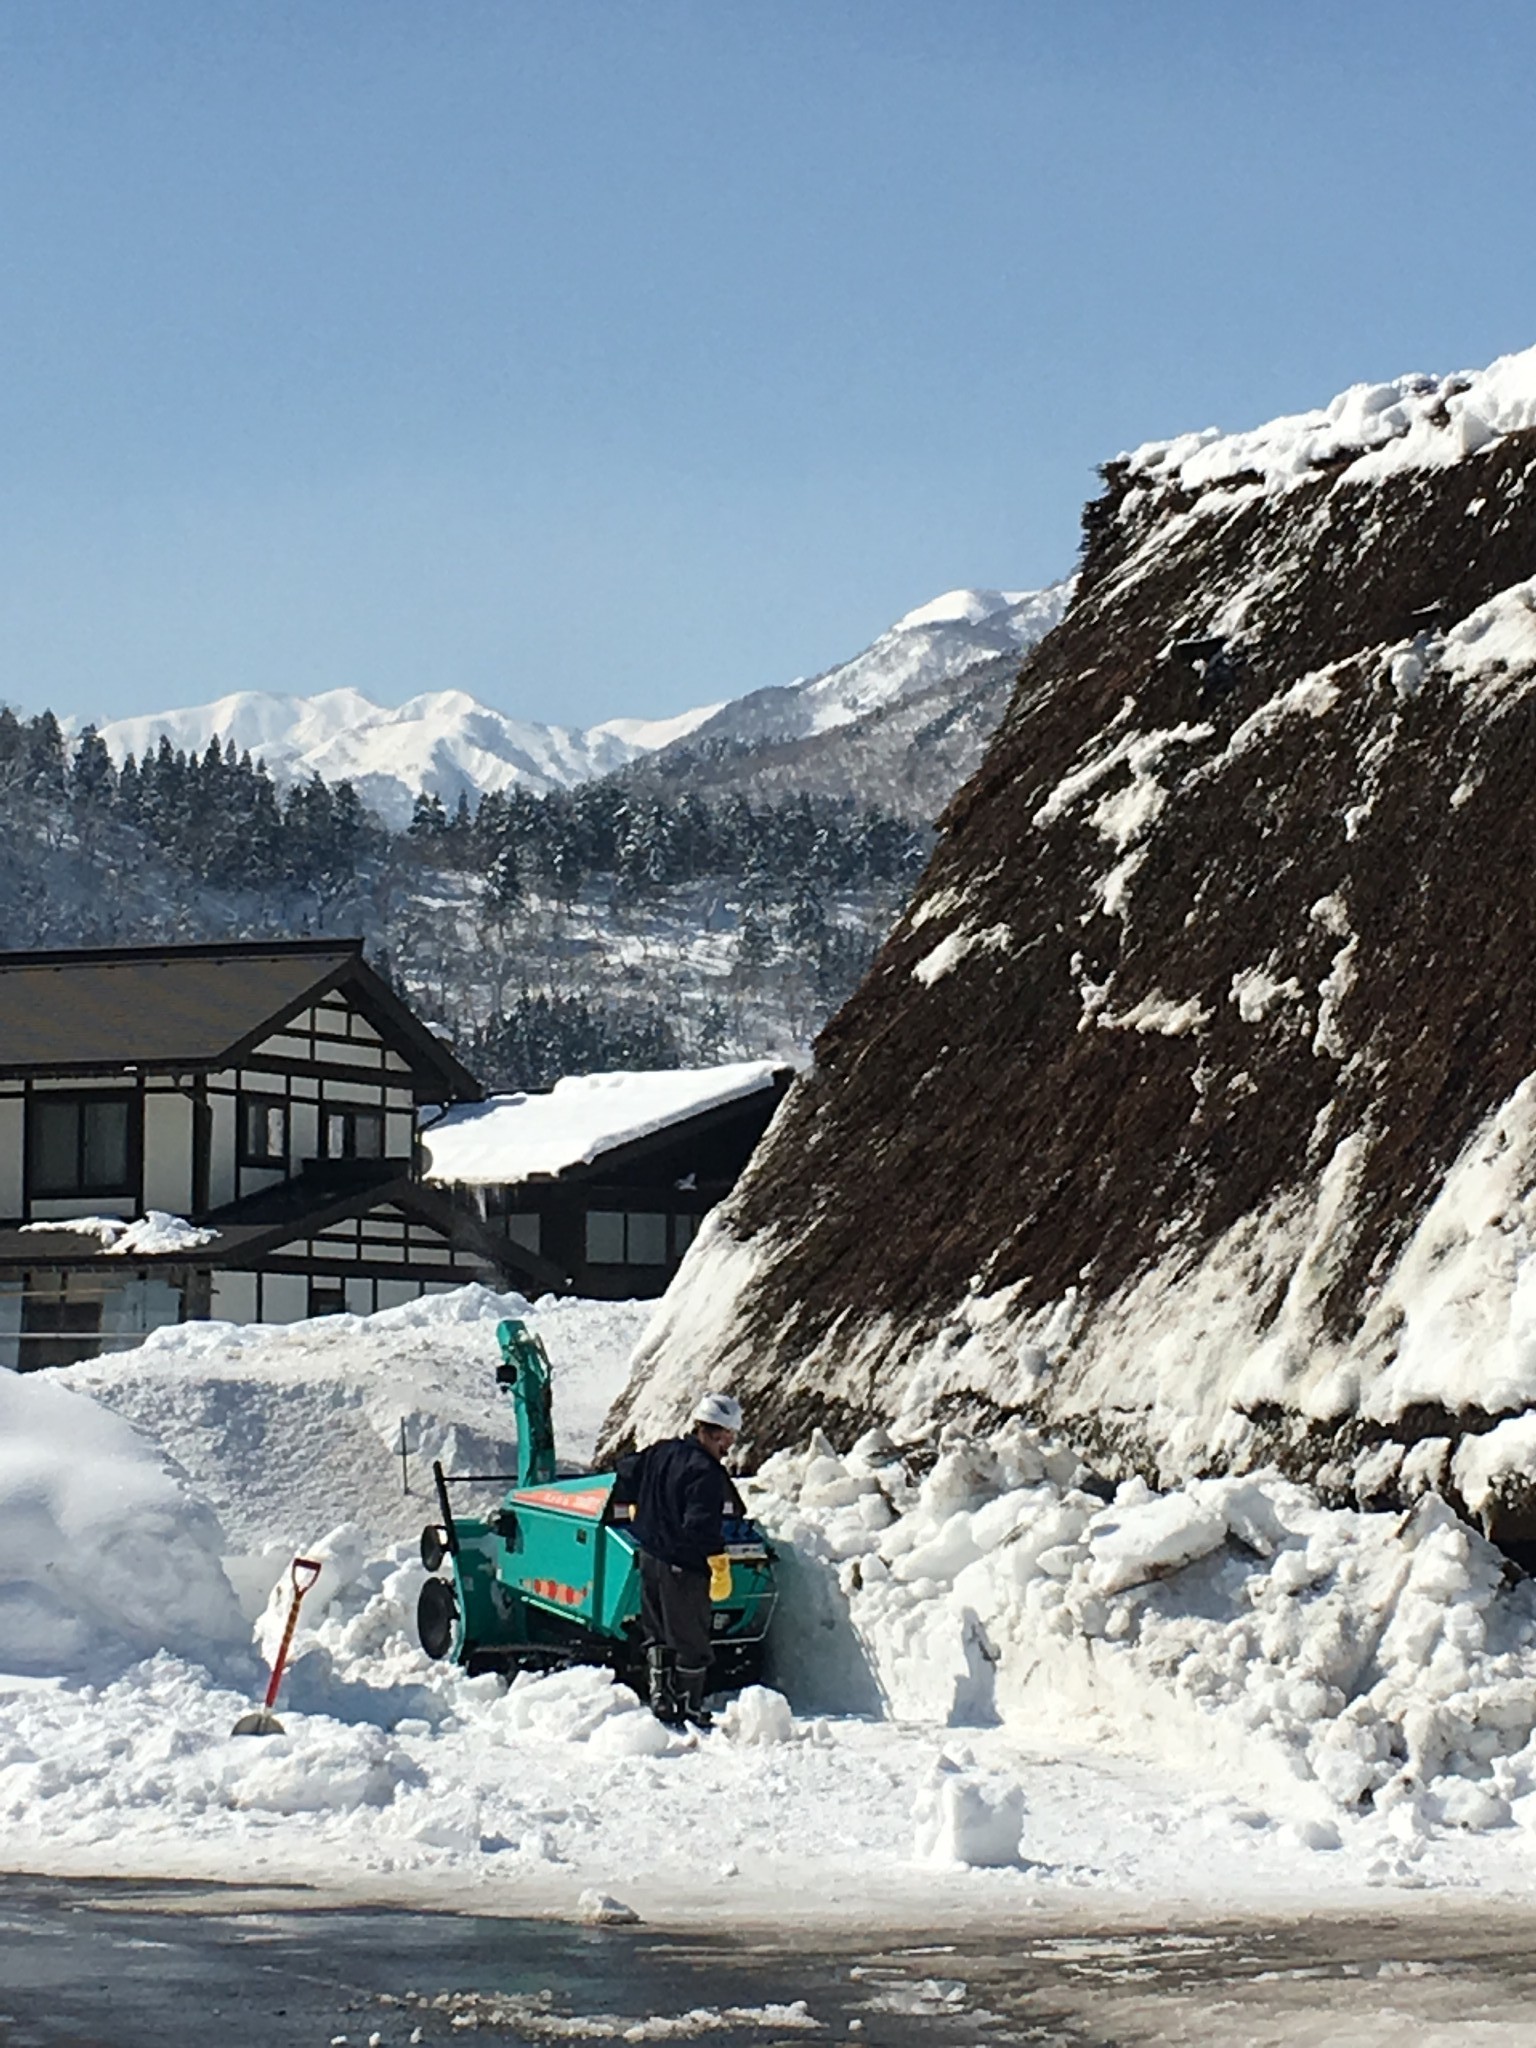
[[673, 1212, 701, 1257], [28, 1093, 134, 1198], [239, 1095, 287, 1167], [20, 1292, 102, 1370], [585, 1210, 670, 1266], [308, 1281, 347, 1318], [323, 1108, 384, 1160], [505, 1212, 541, 1255]]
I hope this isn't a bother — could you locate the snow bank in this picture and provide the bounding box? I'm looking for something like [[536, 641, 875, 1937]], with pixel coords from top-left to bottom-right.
[[749, 1425, 1536, 1830], [54, 1283, 651, 1555], [0, 1370, 246, 1680]]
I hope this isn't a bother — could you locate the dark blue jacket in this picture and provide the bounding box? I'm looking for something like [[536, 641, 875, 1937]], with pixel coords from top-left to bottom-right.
[[625, 1434, 733, 1572]]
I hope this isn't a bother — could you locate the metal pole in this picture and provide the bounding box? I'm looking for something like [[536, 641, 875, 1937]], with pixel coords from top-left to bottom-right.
[[399, 1415, 409, 1495]]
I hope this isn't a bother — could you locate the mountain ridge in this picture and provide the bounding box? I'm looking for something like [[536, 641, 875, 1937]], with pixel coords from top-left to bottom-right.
[[83, 582, 1071, 827]]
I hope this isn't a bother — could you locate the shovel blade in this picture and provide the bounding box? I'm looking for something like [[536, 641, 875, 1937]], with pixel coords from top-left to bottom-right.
[[231, 1709, 285, 1737]]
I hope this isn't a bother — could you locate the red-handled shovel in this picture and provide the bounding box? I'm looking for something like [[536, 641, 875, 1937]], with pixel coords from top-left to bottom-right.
[[233, 1555, 323, 1736]]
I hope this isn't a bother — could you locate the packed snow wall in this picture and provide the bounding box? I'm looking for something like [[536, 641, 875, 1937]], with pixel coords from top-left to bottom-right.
[[606, 348, 1536, 1541]]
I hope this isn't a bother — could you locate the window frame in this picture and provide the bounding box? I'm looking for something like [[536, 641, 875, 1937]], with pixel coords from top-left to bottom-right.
[[584, 1208, 673, 1267], [238, 1092, 289, 1169], [26, 1090, 138, 1201], [322, 1106, 386, 1161]]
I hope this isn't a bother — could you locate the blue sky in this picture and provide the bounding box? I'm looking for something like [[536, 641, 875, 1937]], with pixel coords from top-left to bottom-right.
[[4, 1, 1536, 729]]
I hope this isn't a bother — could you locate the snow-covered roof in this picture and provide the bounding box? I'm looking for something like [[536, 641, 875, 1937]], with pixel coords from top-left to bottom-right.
[[1124, 341, 1536, 503], [421, 1063, 787, 1185]]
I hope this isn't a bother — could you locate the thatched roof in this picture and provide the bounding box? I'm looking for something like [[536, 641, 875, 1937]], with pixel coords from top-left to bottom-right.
[[607, 349, 1536, 1535]]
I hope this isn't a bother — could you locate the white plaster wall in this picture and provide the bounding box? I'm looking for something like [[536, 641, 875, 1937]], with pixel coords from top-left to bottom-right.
[[211, 1270, 259, 1323], [209, 1092, 237, 1208], [345, 1276, 374, 1315], [261, 1273, 309, 1323], [0, 1097, 23, 1216], [142, 1091, 193, 1213], [375, 1280, 419, 1309]]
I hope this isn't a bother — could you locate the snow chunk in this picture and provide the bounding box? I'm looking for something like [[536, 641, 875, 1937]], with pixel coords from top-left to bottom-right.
[[913, 1758, 1025, 1868], [1085, 1493, 1228, 1593], [718, 1685, 795, 1746], [576, 1889, 641, 1925], [1453, 1414, 1536, 1517]]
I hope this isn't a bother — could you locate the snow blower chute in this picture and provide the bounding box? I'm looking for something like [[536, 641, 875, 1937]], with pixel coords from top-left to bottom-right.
[[416, 1320, 776, 1691]]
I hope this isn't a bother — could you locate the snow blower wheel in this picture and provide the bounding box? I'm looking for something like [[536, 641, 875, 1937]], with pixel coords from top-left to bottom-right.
[[420, 1523, 449, 1573], [417, 1574, 458, 1660]]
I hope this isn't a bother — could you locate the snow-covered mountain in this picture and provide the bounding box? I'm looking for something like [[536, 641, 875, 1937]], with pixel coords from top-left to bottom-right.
[[93, 689, 722, 830], [85, 583, 1071, 828], [678, 584, 1071, 751], [606, 343, 1536, 1544]]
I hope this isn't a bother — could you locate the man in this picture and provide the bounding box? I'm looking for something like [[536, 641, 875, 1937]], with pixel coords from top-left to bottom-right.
[[617, 1391, 743, 1731]]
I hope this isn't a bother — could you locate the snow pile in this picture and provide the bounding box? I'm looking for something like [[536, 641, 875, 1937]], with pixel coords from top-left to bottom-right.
[[18, 1211, 219, 1255], [750, 1426, 1536, 1830], [422, 1065, 786, 1185], [0, 1369, 246, 1680], [1125, 342, 1536, 504], [55, 1284, 649, 1557]]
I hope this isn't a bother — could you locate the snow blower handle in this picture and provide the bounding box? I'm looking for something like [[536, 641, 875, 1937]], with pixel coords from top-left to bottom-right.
[[261, 1556, 323, 1712]]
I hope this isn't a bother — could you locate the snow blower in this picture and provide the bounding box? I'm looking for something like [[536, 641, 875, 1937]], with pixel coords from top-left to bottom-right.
[[233, 1554, 322, 1736], [416, 1320, 776, 1693]]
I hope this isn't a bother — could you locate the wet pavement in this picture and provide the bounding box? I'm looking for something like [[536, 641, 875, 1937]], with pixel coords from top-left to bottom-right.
[[5, 1874, 1536, 2045]]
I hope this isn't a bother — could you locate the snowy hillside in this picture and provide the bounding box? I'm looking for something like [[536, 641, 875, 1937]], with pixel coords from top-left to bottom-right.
[[606, 342, 1536, 1542], [82, 583, 1071, 829], [93, 688, 721, 830]]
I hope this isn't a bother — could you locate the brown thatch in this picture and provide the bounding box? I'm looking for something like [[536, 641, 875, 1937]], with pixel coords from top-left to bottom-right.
[[606, 421, 1536, 1521]]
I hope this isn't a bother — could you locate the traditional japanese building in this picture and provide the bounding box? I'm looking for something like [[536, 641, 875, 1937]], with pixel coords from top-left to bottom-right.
[[421, 1063, 794, 1300], [0, 938, 508, 1368]]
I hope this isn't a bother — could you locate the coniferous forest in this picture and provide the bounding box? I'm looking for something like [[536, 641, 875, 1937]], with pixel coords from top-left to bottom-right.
[[0, 708, 929, 1087]]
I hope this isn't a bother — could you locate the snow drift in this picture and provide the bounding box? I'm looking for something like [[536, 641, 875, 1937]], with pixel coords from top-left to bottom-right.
[[604, 341, 1536, 1545]]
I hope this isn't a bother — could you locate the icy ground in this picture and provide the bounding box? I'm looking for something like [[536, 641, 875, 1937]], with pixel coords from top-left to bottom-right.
[[6, 1289, 1536, 1927]]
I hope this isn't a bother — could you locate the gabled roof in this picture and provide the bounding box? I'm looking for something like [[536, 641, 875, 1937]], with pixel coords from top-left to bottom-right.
[[0, 938, 482, 1100], [421, 1062, 791, 1185]]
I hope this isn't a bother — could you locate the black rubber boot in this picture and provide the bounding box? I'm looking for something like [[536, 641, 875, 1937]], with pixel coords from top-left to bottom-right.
[[677, 1663, 714, 1731], [647, 1646, 685, 1729]]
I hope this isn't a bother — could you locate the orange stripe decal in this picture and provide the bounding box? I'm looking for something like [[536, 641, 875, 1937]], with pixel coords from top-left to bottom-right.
[[512, 1487, 610, 1519]]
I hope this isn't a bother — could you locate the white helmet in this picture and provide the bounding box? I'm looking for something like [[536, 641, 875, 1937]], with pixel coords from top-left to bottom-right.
[[692, 1391, 743, 1432]]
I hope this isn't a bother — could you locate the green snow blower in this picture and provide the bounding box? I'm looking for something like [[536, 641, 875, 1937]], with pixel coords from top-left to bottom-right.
[[415, 1320, 777, 1694]]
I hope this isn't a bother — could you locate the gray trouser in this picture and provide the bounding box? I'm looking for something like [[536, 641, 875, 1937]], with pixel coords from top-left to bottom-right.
[[639, 1550, 712, 1671]]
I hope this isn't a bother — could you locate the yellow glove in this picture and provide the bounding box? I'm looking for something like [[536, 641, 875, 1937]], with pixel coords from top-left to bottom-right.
[[708, 1553, 732, 1602]]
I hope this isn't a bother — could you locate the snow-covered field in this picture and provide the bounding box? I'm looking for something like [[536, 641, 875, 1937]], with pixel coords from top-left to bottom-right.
[[5, 1288, 1536, 1928]]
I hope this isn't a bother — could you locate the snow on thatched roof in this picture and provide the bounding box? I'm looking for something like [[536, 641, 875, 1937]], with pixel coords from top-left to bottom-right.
[[421, 1063, 786, 1185], [1122, 342, 1536, 503]]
